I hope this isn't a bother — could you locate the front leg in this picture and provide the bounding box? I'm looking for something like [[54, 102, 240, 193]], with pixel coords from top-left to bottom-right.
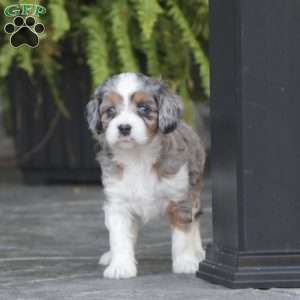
[[99, 214, 139, 266], [171, 220, 205, 274], [103, 204, 137, 279]]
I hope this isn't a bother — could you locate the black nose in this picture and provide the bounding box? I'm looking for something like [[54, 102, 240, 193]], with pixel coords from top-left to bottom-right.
[[118, 124, 131, 136]]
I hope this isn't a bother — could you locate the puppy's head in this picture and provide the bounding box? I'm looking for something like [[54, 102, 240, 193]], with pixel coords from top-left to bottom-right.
[[86, 73, 183, 148]]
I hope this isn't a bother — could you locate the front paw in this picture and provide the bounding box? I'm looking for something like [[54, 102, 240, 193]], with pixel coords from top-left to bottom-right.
[[173, 254, 199, 274], [103, 259, 137, 279]]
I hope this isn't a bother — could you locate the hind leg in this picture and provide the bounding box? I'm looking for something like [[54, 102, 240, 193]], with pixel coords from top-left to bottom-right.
[[171, 219, 204, 274], [167, 200, 204, 274], [191, 219, 205, 261]]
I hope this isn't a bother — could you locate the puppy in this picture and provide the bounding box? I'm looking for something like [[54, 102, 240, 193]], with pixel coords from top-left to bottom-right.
[[86, 73, 206, 279]]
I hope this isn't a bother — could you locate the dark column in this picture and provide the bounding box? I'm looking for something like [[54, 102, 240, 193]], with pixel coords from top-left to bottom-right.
[[197, 0, 300, 288]]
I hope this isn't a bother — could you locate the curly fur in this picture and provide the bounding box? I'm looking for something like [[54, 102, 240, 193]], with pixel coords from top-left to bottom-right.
[[86, 73, 206, 278]]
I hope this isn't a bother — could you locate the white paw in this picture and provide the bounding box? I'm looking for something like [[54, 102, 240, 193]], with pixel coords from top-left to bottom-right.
[[172, 254, 200, 274], [99, 251, 112, 266], [103, 259, 137, 279]]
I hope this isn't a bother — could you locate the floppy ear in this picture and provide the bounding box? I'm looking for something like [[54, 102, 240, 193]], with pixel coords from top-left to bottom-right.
[[156, 84, 183, 134], [86, 97, 102, 134], [86, 82, 108, 134]]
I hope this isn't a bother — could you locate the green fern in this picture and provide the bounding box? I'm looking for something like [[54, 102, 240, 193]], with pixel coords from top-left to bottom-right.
[[0, 44, 17, 78], [82, 13, 110, 87], [48, 0, 70, 41], [134, 0, 162, 40], [16, 48, 34, 76], [167, 0, 210, 96], [132, 0, 162, 75], [143, 38, 160, 76], [40, 56, 70, 119], [111, 0, 139, 72], [0, 0, 210, 125], [0, 0, 10, 8]]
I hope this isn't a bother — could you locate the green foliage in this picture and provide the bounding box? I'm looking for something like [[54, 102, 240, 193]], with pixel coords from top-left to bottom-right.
[[0, 44, 17, 78], [81, 12, 110, 88], [0, 0, 209, 124], [16, 47, 34, 76], [134, 0, 162, 40], [48, 0, 71, 41], [111, 0, 138, 72], [0, 0, 10, 8], [40, 55, 70, 119], [167, 0, 210, 96], [143, 38, 160, 76]]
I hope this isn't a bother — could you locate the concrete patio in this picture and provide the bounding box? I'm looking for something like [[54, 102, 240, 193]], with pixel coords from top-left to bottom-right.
[[0, 179, 300, 300]]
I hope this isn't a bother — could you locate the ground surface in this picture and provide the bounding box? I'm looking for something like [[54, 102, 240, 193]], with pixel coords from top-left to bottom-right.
[[0, 180, 300, 299]]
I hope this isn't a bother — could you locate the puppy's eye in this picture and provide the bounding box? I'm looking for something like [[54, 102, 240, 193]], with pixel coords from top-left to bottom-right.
[[137, 104, 150, 115], [106, 106, 116, 118]]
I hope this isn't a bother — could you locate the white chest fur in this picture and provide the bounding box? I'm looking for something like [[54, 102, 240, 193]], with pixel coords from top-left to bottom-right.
[[103, 143, 189, 223]]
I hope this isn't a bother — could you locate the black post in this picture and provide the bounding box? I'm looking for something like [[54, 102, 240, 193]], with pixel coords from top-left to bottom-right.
[[197, 0, 300, 288]]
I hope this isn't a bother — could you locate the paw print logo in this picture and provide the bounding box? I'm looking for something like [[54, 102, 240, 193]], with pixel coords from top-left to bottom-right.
[[4, 16, 45, 48]]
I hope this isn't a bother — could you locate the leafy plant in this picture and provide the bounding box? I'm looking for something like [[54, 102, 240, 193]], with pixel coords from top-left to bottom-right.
[[0, 0, 209, 123]]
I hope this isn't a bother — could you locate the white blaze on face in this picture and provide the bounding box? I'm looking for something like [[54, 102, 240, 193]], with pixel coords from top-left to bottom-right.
[[105, 73, 149, 148], [115, 73, 140, 108]]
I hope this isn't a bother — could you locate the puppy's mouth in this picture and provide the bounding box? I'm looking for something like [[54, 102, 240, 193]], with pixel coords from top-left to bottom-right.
[[117, 135, 135, 143], [115, 135, 137, 149]]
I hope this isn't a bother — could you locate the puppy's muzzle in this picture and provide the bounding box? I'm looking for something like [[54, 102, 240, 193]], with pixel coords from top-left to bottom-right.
[[118, 124, 132, 136]]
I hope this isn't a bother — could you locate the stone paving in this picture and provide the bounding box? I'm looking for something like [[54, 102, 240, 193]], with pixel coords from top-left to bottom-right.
[[0, 180, 300, 299]]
